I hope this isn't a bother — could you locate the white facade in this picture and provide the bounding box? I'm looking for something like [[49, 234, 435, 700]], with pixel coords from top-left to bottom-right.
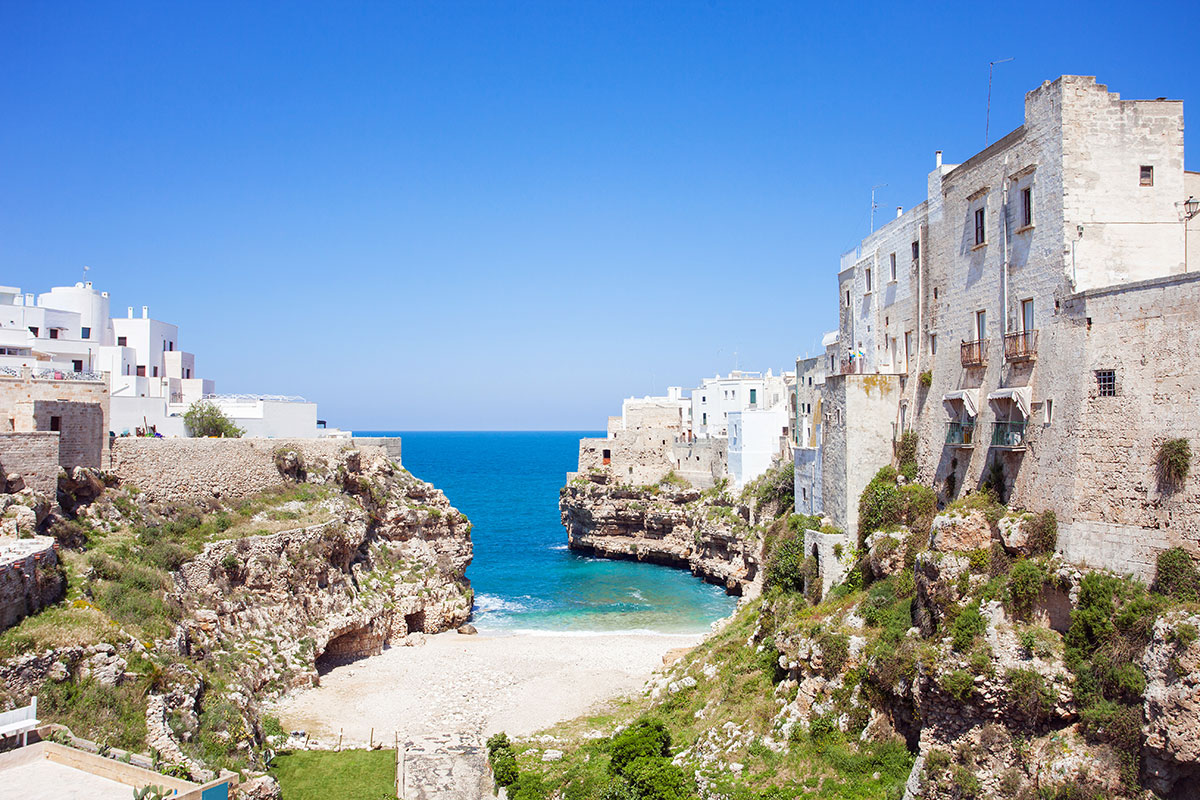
[[0, 280, 338, 438], [690, 370, 787, 437], [727, 404, 790, 489]]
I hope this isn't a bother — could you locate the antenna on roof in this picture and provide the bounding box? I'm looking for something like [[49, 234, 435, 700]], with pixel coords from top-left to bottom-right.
[[82, 265, 89, 282], [985, 57, 1015, 147], [870, 184, 888, 232]]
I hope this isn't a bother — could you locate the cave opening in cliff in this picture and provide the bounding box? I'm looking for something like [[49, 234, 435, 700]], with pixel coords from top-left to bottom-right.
[[405, 611, 426, 634], [316, 625, 382, 674]]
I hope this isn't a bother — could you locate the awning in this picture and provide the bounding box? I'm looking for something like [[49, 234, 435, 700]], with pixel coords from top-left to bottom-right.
[[942, 389, 980, 418], [987, 386, 1032, 418]]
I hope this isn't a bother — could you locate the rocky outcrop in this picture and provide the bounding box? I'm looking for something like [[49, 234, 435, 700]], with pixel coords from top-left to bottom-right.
[[559, 477, 760, 595], [1141, 612, 1200, 796], [929, 509, 991, 552]]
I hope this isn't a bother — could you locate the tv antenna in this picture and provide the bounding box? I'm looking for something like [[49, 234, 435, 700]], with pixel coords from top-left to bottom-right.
[[985, 57, 1014, 147], [870, 184, 888, 232], [82, 265, 90, 283]]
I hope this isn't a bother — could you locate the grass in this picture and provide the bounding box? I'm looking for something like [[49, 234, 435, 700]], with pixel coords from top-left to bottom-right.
[[270, 749, 396, 800]]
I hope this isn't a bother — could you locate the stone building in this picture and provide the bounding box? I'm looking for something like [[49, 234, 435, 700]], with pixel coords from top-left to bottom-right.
[[820, 75, 1200, 577]]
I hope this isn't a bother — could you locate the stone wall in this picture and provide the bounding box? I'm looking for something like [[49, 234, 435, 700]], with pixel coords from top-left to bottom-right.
[[0, 535, 64, 631], [669, 437, 727, 489], [0, 432, 60, 497], [107, 437, 397, 502], [25, 400, 104, 469], [822, 374, 901, 537], [0, 372, 110, 441]]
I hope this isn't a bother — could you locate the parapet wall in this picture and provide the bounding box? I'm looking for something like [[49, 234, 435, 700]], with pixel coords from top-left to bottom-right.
[[107, 437, 400, 502], [0, 432, 60, 497]]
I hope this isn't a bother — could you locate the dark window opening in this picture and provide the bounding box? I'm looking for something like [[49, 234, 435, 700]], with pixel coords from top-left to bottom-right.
[[50, 416, 62, 432], [405, 611, 426, 635], [136, 366, 146, 377], [152, 366, 158, 377], [1140, 165, 1154, 186], [117, 336, 127, 346], [49, 328, 59, 339], [974, 207, 986, 245], [28, 326, 38, 337], [72, 360, 83, 372], [602, 449, 611, 466], [1096, 370, 1116, 397], [911, 240, 919, 261], [1021, 187, 1033, 227], [934, 287, 939, 300], [81, 326, 91, 339]]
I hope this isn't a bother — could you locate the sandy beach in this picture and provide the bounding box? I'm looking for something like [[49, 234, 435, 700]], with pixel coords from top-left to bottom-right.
[[272, 630, 701, 748]]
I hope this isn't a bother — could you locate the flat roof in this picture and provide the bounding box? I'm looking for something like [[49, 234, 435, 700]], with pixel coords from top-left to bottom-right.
[[0, 760, 132, 800]]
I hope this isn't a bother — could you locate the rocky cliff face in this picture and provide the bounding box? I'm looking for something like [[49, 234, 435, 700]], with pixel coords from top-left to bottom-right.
[[0, 444, 473, 788], [559, 475, 762, 596]]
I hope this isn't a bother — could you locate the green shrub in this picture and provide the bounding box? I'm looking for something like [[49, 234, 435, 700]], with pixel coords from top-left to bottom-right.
[[897, 431, 919, 481], [486, 732, 519, 788], [1079, 699, 1143, 788], [939, 669, 974, 701], [893, 568, 916, 599], [1025, 510, 1057, 555], [765, 536, 805, 593], [900, 484, 937, 535], [622, 757, 692, 800], [951, 603, 986, 652], [182, 401, 244, 438], [803, 556, 822, 605], [1007, 559, 1044, 620], [750, 462, 794, 516], [808, 714, 838, 745], [1152, 547, 1200, 603], [858, 467, 903, 542], [1168, 623, 1198, 648], [919, 370, 932, 388], [609, 720, 671, 776], [1005, 668, 1054, 727], [951, 765, 980, 798], [816, 630, 849, 677], [1157, 438, 1192, 492]]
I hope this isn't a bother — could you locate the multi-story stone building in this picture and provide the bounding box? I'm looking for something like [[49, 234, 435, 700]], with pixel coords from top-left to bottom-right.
[[819, 75, 1200, 578]]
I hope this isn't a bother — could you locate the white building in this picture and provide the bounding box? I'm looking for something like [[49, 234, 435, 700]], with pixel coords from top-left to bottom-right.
[[727, 404, 789, 490], [690, 370, 788, 438], [0, 281, 341, 439]]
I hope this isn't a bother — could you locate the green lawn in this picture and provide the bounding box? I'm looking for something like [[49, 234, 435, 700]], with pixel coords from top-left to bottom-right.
[[271, 749, 396, 800]]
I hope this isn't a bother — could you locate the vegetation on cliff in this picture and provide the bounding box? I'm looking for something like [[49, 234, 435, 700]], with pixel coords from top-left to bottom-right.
[[0, 446, 473, 789], [537, 460, 1200, 800]]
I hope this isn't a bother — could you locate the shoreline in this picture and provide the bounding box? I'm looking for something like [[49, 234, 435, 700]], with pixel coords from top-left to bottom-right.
[[271, 627, 703, 748]]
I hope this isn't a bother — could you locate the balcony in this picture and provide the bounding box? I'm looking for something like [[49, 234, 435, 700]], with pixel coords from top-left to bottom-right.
[[991, 421, 1027, 449], [945, 421, 976, 447], [960, 339, 989, 368], [1004, 330, 1039, 362], [839, 358, 864, 375]]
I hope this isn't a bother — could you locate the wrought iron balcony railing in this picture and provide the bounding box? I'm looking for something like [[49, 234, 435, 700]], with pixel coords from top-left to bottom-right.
[[991, 421, 1027, 449], [1004, 330, 1039, 362], [960, 339, 989, 368], [945, 422, 976, 447]]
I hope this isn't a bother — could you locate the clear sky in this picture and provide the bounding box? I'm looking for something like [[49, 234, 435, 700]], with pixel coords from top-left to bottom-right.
[[3, 1, 1198, 430]]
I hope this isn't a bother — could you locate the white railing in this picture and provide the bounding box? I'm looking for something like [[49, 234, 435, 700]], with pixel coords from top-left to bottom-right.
[[28, 368, 105, 382], [203, 393, 308, 403]]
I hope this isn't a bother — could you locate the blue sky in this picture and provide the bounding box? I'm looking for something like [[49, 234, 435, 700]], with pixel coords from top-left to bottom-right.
[[3, 1, 1197, 429]]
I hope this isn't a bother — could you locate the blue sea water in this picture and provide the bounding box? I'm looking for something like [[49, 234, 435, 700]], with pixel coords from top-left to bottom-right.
[[354, 431, 738, 633]]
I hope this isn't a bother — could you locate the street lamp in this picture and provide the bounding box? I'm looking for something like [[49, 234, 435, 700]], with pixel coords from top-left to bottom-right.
[[1183, 196, 1200, 271]]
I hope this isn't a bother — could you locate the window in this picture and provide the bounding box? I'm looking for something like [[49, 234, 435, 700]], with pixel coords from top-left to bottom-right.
[[50, 416, 62, 432], [976, 309, 987, 341], [933, 287, 939, 300], [904, 331, 913, 365], [117, 336, 127, 346], [136, 365, 146, 377], [28, 326, 38, 337], [72, 360, 83, 372], [911, 240, 919, 261], [702, 413, 707, 425], [185, 368, 191, 378], [974, 207, 987, 245], [808, 377, 812, 386], [169, 341, 174, 351], [1140, 165, 1154, 186], [701, 395, 706, 403], [602, 449, 611, 465], [49, 329, 59, 339], [81, 326, 91, 339], [889, 252, 897, 281], [865, 267, 872, 291], [1021, 298, 1034, 331], [1044, 398, 1054, 426], [930, 333, 938, 355], [749, 389, 757, 405], [1096, 370, 1116, 397], [1021, 187, 1033, 227]]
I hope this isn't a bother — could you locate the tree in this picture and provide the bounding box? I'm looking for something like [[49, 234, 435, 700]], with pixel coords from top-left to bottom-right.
[[183, 401, 244, 438]]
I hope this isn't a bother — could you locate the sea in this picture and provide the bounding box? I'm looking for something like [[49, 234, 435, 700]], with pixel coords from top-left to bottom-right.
[[353, 431, 738, 634]]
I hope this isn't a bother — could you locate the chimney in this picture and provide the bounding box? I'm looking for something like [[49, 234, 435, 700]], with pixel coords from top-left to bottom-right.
[[127, 307, 133, 318], [141, 305, 148, 319], [935, 150, 943, 168], [85, 281, 93, 289], [896, 206, 903, 218]]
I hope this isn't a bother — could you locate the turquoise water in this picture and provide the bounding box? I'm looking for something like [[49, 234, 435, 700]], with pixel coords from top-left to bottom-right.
[[354, 431, 738, 633]]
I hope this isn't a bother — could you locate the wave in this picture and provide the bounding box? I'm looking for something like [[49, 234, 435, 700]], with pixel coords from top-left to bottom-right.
[[473, 594, 530, 614], [548, 544, 569, 551], [505, 628, 704, 638]]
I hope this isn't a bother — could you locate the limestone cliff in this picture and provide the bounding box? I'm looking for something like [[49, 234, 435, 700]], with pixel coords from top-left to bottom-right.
[[559, 473, 763, 596], [0, 443, 473, 788]]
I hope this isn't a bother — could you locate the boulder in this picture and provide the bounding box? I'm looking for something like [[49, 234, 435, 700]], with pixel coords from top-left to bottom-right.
[[456, 623, 478, 635], [239, 775, 283, 800], [866, 530, 907, 578], [929, 510, 991, 552], [4, 473, 23, 492], [997, 515, 1032, 555]]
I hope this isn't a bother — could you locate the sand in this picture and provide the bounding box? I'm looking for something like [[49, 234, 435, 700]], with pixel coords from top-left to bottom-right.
[[272, 630, 701, 748]]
